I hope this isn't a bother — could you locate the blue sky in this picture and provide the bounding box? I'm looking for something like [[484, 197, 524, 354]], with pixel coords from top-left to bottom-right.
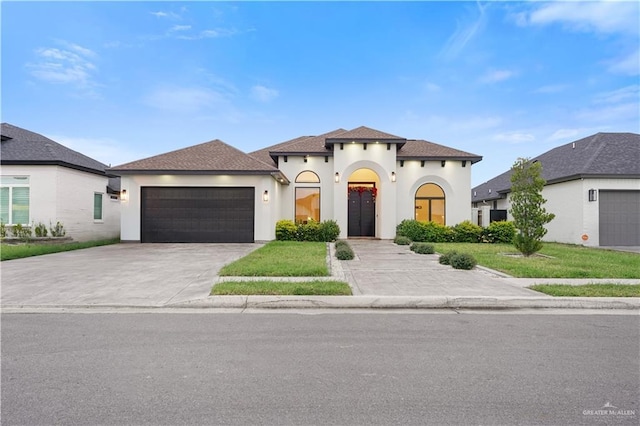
[[2, 1, 639, 186]]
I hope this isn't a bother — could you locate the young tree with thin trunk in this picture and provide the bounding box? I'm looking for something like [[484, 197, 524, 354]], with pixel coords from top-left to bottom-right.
[[509, 158, 555, 257]]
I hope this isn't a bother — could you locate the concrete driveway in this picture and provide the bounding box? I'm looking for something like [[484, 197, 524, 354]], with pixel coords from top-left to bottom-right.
[[1, 243, 261, 307]]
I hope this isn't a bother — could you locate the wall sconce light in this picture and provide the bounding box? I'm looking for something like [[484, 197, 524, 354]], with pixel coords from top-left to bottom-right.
[[391, 172, 396, 182], [121, 189, 128, 202], [263, 190, 269, 202], [441, 160, 446, 167], [334, 172, 340, 183], [588, 189, 597, 202], [304, 155, 308, 163]]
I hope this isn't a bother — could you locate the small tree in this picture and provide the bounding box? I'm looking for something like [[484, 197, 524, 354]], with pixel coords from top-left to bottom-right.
[[509, 158, 555, 257]]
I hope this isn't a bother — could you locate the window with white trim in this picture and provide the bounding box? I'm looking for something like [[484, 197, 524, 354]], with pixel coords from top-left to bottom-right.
[[0, 176, 30, 225], [94, 193, 103, 221]]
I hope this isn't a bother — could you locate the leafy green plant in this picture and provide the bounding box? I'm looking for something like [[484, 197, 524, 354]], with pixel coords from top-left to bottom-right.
[[49, 221, 66, 237], [451, 220, 482, 243], [334, 240, 349, 249], [509, 158, 555, 256], [275, 220, 298, 241], [12, 223, 33, 241], [481, 221, 516, 244], [34, 221, 48, 237], [318, 220, 340, 242], [276, 219, 341, 242], [396, 219, 427, 241], [297, 220, 321, 241], [450, 253, 477, 270], [438, 250, 459, 265], [410, 242, 435, 254], [396, 220, 452, 242], [0, 222, 6, 239], [335, 245, 354, 260], [394, 235, 411, 245]]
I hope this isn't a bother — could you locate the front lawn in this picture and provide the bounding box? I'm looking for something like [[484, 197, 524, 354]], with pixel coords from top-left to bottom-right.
[[1, 238, 120, 261], [529, 284, 640, 297], [211, 280, 352, 296], [432, 242, 640, 278], [219, 241, 329, 276]]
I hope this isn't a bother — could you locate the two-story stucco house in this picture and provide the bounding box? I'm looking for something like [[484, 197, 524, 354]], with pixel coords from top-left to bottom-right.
[[110, 126, 482, 243], [1, 123, 121, 241], [472, 132, 640, 247]]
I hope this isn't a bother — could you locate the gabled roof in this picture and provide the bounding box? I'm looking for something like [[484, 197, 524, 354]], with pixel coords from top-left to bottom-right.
[[324, 126, 406, 146], [1, 123, 112, 177], [472, 132, 640, 203], [110, 139, 283, 179], [250, 129, 347, 166]]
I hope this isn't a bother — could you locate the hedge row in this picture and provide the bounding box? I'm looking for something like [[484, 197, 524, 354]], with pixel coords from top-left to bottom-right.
[[275, 219, 340, 242], [396, 220, 516, 244]]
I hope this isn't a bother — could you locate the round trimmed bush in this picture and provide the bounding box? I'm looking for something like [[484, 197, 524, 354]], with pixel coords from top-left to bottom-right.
[[410, 242, 435, 254], [394, 235, 411, 245], [482, 221, 516, 244], [335, 245, 354, 260], [438, 250, 458, 265], [450, 253, 477, 270]]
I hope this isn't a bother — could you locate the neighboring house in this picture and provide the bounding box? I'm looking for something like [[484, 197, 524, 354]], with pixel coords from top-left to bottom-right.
[[110, 126, 481, 243], [1, 123, 120, 241], [472, 132, 640, 247]]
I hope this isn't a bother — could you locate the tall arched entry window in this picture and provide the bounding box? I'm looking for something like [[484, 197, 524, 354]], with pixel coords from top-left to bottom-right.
[[415, 183, 445, 225], [295, 171, 320, 222]]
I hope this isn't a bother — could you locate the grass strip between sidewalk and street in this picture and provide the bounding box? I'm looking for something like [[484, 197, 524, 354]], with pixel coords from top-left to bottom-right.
[[211, 280, 352, 296], [432, 242, 640, 278], [529, 284, 640, 297], [1, 238, 120, 261], [219, 241, 329, 277]]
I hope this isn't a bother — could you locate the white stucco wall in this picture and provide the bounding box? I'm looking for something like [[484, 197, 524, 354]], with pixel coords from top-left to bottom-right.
[[1, 165, 120, 241], [119, 174, 277, 242]]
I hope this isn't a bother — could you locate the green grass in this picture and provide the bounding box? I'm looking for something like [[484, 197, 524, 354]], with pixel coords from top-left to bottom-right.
[[432, 242, 640, 278], [219, 241, 329, 277], [529, 284, 640, 297], [1, 238, 120, 261], [211, 280, 352, 295]]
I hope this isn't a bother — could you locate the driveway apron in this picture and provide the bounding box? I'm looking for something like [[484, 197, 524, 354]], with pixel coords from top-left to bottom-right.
[[341, 240, 543, 297], [1, 243, 261, 306]]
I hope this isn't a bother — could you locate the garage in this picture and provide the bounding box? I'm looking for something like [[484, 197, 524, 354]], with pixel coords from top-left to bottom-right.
[[141, 187, 255, 243], [599, 190, 640, 246]]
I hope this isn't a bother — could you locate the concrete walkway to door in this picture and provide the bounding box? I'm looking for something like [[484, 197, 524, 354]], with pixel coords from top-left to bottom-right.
[[341, 239, 547, 297]]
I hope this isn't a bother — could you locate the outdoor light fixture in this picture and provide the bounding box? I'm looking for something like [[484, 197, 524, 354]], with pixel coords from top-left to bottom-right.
[[391, 172, 396, 182], [334, 172, 340, 183], [588, 189, 597, 202], [121, 189, 128, 202], [441, 160, 446, 167], [263, 190, 269, 202]]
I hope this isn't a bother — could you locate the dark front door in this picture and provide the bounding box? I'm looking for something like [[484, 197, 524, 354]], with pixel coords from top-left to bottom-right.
[[348, 190, 375, 237], [141, 187, 254, 243]]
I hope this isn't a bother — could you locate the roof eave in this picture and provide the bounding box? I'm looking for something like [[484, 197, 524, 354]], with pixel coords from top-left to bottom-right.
[[107, 169, 278, 176], [397, 155, 483, 164], [1, 160, 108, 177], [325, 138, 407, 149]]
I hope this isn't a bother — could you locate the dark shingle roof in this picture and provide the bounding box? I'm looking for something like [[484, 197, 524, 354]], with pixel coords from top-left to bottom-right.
[[1, 123, 111, 176], [325, 126, 405, 143], [110, 139, 280, 175], [398, 139, 482, 163], [472, 132, 640, 202]]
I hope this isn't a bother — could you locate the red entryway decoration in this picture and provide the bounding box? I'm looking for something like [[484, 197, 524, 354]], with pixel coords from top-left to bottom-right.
[[348, 186, 377, 201]]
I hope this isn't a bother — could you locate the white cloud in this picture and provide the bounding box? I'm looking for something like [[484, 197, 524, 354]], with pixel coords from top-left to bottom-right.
[[492, 132, 535, 144], [251, 85, 279, 102], [593, 85, 639, 104], [150, 11, 181, 19], [143, 86, 227, 113], [520, 1, 639, 35], [533, 84, 569, 94], [424, 82, 441, 92], [480, 69, 515, 84], [607, 48, 640, 76], [26, 42, 99, 95], [440, 1, 490, 60], [175, 27, 240, 40], [548, 128, 581, 141], [169, 25, 191, 32]]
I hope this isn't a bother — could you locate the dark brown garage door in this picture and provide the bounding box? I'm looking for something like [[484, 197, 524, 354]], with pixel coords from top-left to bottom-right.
[[141, 187, 254, 243]]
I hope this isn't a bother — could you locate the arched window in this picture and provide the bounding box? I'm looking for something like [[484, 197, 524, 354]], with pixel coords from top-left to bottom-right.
[[295, 171, 320, 183], [415, 183, 445, 225], [295, 171, 320, 222]]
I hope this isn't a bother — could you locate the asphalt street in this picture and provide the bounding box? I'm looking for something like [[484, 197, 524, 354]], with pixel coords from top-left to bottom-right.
[[2, 312, 638, 425]]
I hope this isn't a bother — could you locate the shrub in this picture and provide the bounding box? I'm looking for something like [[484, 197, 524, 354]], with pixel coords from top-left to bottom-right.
[[318, 220, 340, 242], [0, 222, 6, 238], [49, 221, 66, 237], [297, 220, 321, 242], [34, 221, 48, 237], [12, 224, 33, 241], [394, 235, 411, 245], [482, 221, 516, 244], [451, 220, 482, 243], [410, 242, 435, 254], [275, 220, 297, 240], [450, 253, 477, 270], [396, 220, 452, 242], [335, 243, 354, 260], [438, 250, 459, 265]]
